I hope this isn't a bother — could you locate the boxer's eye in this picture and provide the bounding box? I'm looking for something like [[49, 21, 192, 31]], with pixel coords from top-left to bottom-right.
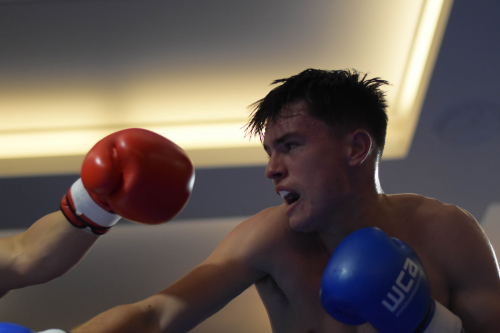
[[285, 142, 298, 152]]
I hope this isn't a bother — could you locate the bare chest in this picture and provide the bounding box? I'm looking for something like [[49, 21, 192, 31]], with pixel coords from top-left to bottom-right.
[[253, 235, 449, 333], [254, 243, 378, 333]]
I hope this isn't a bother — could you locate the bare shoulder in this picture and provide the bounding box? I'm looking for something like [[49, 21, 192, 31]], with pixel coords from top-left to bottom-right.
[[390, 194, 485, 248], [391, 195, 500, 313], [205, 204, 293, 273], [412, 197, 499, 283], [388, 194, 496, 281]]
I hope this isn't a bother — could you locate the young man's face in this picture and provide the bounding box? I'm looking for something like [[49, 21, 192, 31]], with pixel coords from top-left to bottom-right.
[[262, 100, 351, 232]]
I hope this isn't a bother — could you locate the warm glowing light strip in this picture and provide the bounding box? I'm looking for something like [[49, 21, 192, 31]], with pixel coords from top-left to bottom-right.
[[0, 0, 453, 174], [396, 0, 446, 116], [0, 123, 260, 159]]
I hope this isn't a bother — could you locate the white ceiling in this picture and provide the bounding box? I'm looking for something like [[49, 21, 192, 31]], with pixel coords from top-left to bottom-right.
[[0, 0, 452, 175]]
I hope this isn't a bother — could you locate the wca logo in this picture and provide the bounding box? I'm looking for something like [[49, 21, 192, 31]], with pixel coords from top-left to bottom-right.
[[382, 257, 420, 314]]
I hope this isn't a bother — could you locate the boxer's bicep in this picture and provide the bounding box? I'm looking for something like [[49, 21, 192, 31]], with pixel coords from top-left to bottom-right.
[[451, 288, 500, 333], [0, 233, 23, 296], [450, 251, 500, 333], [446, 209, 500, 332]]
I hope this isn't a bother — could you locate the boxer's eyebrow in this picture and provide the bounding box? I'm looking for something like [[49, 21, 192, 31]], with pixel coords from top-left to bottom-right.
[[274, 133, 298, 144], [263, 132, 300, 154]]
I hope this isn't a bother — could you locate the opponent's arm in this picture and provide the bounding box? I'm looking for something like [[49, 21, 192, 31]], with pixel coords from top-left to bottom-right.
[[0, 128, 194, 298], [0, 212, 98, 297], [444, 208, 500, 333]]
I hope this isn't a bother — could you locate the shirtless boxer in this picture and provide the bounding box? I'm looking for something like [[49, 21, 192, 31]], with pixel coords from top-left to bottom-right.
[[0, 128, 193, 300], [23, 69, 500, 333]]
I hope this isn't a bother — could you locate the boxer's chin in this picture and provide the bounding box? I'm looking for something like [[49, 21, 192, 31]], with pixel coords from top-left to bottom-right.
[[287, 211, 315, 233]]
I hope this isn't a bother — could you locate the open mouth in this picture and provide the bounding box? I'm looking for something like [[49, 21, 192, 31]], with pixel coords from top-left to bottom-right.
[[279, 191, 300, 205]]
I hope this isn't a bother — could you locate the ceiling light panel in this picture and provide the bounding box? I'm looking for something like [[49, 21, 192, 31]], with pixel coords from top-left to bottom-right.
[[0, 0, 453, 176]]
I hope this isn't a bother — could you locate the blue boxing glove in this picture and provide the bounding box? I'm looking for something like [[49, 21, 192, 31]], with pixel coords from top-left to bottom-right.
[[320, 227, 463, 333], [0, 323, 67, 333], [0, 323, 33, 333]]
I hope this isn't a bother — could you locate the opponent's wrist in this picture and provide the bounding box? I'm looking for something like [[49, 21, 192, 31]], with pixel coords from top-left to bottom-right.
[[60, 178, 121, 235], [418, 299, 463, 333]]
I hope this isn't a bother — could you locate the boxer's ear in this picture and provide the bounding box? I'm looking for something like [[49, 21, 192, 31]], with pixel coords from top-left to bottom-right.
[[345, 129, 372, 166]]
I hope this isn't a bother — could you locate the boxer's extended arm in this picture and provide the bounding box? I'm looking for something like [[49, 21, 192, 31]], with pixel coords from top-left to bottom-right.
[[445, 208, 500, 333], [71, 264, 259, 333], [0, 211, 98, 297], [69, 302, 160, 333], [71, 210, 275, 333]]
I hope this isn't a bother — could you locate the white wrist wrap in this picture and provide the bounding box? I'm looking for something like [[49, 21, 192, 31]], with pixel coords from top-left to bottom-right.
[[71, 178, 121, 227], [38, 330, 68, 333], [423, 300, 463, 333]]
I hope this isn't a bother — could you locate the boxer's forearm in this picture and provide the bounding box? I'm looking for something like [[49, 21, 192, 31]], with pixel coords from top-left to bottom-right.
[[0, 212, 98, 294], [71, 303, 161, 333], [17, 212, 97, 281]]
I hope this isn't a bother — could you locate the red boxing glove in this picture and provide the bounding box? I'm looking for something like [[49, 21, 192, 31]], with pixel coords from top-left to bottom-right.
[[61, 128, 194, 235]]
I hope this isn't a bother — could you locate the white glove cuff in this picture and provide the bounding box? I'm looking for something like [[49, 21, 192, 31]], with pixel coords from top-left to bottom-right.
[[38, 330, 69, 333], [70, 178, 121, 227], [423, 299, 463, 333]]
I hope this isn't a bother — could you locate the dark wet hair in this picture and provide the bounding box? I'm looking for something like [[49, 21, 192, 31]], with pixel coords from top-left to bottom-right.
[[245, 68, 389, 157]]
